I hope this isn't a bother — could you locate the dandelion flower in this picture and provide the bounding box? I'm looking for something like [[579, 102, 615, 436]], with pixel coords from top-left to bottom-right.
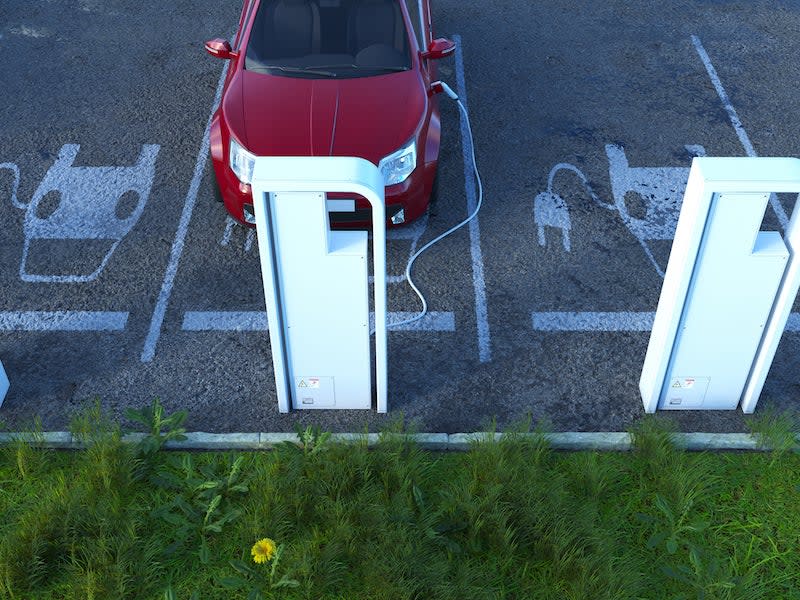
[[251, 538, 277, 564]]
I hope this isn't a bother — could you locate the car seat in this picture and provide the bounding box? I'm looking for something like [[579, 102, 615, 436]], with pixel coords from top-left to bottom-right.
[[347, 0, 405, 55], [266, 0, 322, 58]]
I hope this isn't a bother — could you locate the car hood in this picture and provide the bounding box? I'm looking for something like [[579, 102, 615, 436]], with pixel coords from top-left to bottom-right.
[[233, 70, 426, 162]]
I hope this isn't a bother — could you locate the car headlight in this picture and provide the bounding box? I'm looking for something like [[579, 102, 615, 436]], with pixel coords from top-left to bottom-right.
[[378, 139, 416, 186], [229, 137, 256, 185]]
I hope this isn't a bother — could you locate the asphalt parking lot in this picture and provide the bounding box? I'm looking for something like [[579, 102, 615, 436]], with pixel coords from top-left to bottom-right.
[[1, 0, 799, 434]]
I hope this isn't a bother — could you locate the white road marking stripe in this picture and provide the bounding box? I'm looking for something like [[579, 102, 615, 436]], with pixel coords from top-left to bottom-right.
[[8, 25, 51, 38], [533, 311, 800, 332], [0, 311, 128, 331], [691, 34, 790, 228], [376, 311, 455, 332], [183, 311, 268, 331], [533, 312, 655, 331], [245, 228, 255, 252], [181, 311, 455, 332], [453, 34, 491, 362], [370, 274, 406, 284], [141, 62, 229, 362], [220, 217, 235, 247]]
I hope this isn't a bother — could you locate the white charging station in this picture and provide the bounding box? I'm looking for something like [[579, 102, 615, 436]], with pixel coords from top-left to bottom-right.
[[641, 157, 800, 413], [0, 360, 8, 407], [250, 156, 387, 413]]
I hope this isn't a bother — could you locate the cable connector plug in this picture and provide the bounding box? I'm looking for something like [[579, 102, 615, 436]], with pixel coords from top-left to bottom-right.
[[430, 80, 459, 100]]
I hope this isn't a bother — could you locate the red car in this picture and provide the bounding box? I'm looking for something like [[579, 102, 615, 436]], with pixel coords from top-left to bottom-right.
[[205, 0, 455, 228]]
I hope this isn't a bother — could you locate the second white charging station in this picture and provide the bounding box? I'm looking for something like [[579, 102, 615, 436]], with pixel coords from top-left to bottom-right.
[[0, 360, 8, 408], [251, 156, 387, 413], [641, 157, 800, 413]]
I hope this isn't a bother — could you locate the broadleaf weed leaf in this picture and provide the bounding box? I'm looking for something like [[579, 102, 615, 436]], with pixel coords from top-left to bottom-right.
[[689, 547, 703, 573], [247, 588, 264, 600], [230, 559, 256, 577], [666, 537, 678, 554], [655, 494, 674, 522], [204, 494, 222, 525], [196, 481, 220, 492], [647, 531, 668, 549], [272, 575, 301, 589], [219, 576, 247, 589], [199, 542, 210, 564]]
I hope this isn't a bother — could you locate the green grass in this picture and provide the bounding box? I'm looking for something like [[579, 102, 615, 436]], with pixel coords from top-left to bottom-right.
[[1, 405, 800, 599]]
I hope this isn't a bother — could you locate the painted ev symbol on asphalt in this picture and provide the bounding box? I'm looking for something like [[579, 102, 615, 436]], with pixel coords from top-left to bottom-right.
[[2, 143, 159, 283], [534, 143, 706, 276]]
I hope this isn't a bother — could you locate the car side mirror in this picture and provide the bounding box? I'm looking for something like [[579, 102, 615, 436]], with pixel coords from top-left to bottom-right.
[[420, 38, 456, 60], [204, 38, 237, 60]]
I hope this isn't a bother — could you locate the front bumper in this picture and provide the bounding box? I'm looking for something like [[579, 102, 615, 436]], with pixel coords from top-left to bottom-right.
[[213, 155, 437, 229]]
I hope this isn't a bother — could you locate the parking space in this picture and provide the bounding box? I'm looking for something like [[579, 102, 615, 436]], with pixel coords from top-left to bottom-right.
[[1, 1, 799, 433], [458, 1, 800, 431], [0, 0, 244, 422]]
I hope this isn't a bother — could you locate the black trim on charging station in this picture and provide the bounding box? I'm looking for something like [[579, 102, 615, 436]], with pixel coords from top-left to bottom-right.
[[329, 203, 404, 224]]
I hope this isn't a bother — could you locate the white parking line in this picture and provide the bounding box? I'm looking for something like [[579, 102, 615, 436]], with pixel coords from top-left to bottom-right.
[[691, 34, 790, 228], [183, 311, 267, 331], [245, 228, 255, 252], [181, 311, 455, 332], [453, 34, 491, 363], [532, 311, 800, 332], [374, 311, 455, 332], [140, 62, 229, 362], [8, 25, 51, 38], [532, 312, 654, 332], [219, 217, 235, 247], [691, 36, 756, 157], [0, 311, 128, 331]]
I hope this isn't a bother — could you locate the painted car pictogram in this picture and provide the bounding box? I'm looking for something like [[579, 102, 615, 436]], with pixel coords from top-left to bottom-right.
[[4, 144, 159, 283]]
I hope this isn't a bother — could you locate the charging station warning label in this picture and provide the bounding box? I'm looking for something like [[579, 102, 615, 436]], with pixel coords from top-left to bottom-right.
[[671, 377, 696, 389], [297, 378, 320, 389]]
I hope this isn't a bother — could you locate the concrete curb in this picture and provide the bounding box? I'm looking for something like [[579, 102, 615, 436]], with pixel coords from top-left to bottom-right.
[[670, 433, 762, 451], [0, 431, 74, 448], [0, 431, 791, 451]]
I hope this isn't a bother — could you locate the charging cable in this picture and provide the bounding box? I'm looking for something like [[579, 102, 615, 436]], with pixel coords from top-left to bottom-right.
[[387, 80, 483, 329]]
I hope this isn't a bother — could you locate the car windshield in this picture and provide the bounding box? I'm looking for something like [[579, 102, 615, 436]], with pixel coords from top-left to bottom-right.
[[245, 0, 412, 79]]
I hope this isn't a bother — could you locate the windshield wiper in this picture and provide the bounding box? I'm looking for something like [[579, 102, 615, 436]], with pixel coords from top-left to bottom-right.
[[251, 64, 410, 76], [254, 65, 337, 77], [311, 64, 410, 73], [370, 66, 410, 72], [310, 63, 359, 69]]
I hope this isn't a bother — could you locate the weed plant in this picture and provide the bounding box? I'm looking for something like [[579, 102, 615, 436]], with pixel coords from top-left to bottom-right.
[[1, 406, 799, 599], [1, 404, 166, 598]]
